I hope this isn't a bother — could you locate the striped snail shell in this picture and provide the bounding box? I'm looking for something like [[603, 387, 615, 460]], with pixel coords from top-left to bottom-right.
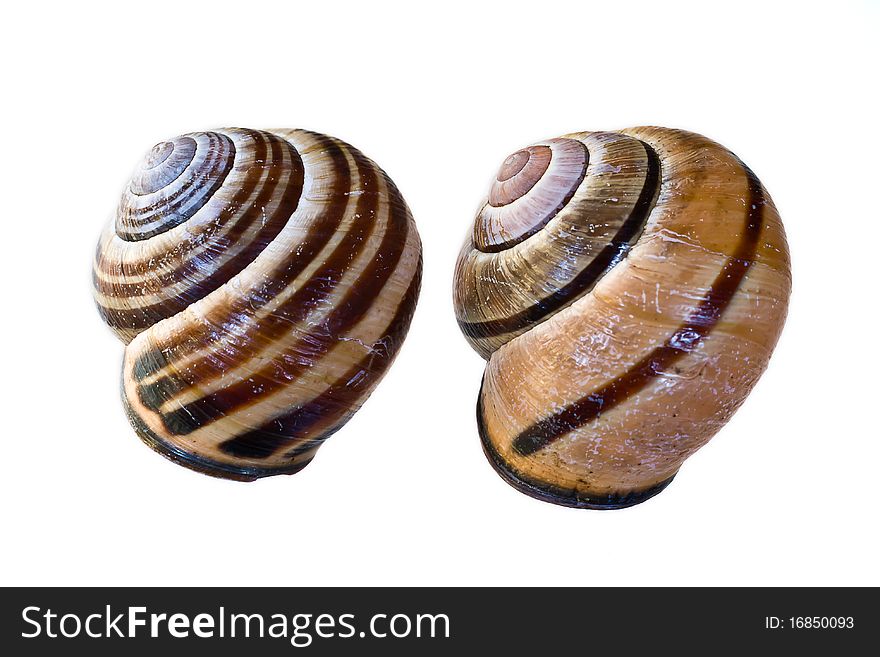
[[94, 128, 422, 480], [454, 127, 790, 509]]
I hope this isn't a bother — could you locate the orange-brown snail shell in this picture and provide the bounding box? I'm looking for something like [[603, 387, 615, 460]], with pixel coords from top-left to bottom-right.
[[453, 127, 791, 508]]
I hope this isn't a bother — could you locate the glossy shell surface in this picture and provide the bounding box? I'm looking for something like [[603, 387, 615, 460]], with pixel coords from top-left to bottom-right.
[[94, 128, 422, 480], [454, 127, 791, 508]]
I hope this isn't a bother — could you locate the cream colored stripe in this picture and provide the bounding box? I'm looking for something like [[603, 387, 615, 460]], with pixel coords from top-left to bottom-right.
[[119, 132, 223, 233], [93, 130, 289, 306], [476, 138, 586, 232], [457, 132, 648, 326], [120, 195, 418, 469], [134, 132, 361, 390], [93, 131, 251, 289], [154, 140, 384, 410], [167, 224, 420, 464]]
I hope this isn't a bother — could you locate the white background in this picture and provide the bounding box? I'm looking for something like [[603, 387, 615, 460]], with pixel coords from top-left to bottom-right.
[[2, 0, 877, 586]]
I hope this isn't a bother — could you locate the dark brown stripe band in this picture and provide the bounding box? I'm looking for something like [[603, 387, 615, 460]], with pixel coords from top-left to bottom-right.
[[157, 151, 411, 435], [140, 143, 381, 417], [218, 260, 422, 459], [129, 134, 349, 382], [97, 132, 303, 334], [123, 132, 229, 219], [97, 140, 303, 338], [117, 132, 236, 241], [476, 141, 590, 254], [461, 141, 659, 338], [123, 392, 314, 482], [122, 133, 223, 217], [101, 132, 303, 300], [137, 138, 369, 411], [510, 162, 764, 457], [97, 131, 256, 277], [128, 137, 196, 196], [477, 386, 676, 509]]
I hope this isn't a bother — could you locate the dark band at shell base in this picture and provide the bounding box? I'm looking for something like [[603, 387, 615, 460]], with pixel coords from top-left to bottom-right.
[[476, 387, 676, 510], [94, 128, 422, 480], [453, 127, 791, 509]]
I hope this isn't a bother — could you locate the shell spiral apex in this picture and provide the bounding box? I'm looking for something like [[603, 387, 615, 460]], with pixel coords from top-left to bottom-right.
[[94, 128, 422, 480], [453, 127, 791, 509]]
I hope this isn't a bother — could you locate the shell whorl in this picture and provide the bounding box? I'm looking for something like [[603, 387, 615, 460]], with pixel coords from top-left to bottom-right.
[[455, 132, 659, 358], [117, 132, 237, 242], [454, 127, 791, 508], [475, 138, 589, 252], [94, 128, 422, 480]]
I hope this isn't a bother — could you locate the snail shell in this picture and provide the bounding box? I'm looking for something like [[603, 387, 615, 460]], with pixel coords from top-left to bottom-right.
[[94, 128, 422, 480], [453, 127, 790, 509]]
